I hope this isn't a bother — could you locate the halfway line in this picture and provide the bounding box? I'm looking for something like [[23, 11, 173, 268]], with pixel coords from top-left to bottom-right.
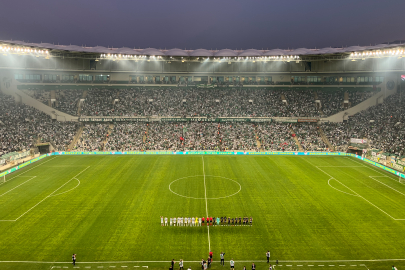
[[202, 156, 210, 252]]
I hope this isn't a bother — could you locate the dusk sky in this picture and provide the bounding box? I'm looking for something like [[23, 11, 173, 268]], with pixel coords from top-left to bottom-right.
[[1, 0, 405, 50]]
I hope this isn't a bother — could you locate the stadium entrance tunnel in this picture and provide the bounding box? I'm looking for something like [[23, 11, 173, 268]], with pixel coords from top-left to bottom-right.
[[169, 175, 241, 199]]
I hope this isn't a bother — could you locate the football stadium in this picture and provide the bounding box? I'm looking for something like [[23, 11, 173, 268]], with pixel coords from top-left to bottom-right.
[[0, 38, 405, 270]]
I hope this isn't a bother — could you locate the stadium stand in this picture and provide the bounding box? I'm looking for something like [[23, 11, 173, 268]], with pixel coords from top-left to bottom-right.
[[0, 86, 402, 155], [0, 92, 78, 155], [26, 87, 377, 118]]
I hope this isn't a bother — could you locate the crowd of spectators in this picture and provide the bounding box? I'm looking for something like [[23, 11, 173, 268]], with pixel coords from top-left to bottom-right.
[[54, 89, 83, 116], [27, 87, 376, 118], [0, 93, 78, 155], [219, 123, 257, 151], [256, 123, 297, 151], [105, 123, 146, 151], [322, 123, 350, 152], [345, 91, 405, 156], [293, 124, 327, 151], [76, 124, 109, 151], [3, 87, 404, 158]]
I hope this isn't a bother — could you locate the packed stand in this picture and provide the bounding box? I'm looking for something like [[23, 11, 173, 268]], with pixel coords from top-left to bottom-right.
[[293, 124, 327, 151], [345, 91, 405, 156], [282, 89, 320, 117], [219, 123, 257, 151], [104, 123, 146, 151], [54, 89, 83, 116], [322, 123, 350, 152], [0, 92, 78, 154], [30, 87, 378, 118], [256, 123, 297, 151], [76, 124, 109, 151]]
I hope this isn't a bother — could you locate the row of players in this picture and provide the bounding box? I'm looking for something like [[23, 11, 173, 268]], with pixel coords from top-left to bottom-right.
[[161, 216, 253, 226]]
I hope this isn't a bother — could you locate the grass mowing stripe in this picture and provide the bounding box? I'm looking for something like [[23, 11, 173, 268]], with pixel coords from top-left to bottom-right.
[[1, 157, 56, 185], [3, 156, 405, 266], [14, 166, 90, 221], [0, 176, 36, 197], [202, 156, 210, 252]]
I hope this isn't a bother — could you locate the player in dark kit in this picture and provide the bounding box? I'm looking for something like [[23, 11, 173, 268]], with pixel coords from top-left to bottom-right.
[[250, 217, 253, 226], [72, 254, 76, 266], [227, 217, 230, 225]]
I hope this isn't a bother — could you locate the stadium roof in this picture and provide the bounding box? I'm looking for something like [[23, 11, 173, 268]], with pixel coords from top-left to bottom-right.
[[0, 39, 404, 57]]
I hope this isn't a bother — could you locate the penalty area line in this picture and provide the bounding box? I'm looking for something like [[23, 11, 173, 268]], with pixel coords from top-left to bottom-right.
[[0, 166, 90, 222], [14, 166, 90, 221]]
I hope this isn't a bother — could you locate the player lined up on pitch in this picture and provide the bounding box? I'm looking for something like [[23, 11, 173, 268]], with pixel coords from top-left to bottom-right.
[[161, 216, 253, 226]]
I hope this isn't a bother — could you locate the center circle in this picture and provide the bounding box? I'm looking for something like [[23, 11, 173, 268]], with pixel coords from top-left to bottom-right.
[[169, 175, 241, 199]]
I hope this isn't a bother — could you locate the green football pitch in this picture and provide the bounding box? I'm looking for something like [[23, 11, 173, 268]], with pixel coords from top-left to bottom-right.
[[1, 155, 405, 270]]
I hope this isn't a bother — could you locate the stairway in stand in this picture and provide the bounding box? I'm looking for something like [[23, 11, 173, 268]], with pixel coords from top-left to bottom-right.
[[102, 123, 115, 151], [318, 126, 333, 151], [67, 124, 84, 151], [289, 127, 303, 151], [77, 90, 88, 116]]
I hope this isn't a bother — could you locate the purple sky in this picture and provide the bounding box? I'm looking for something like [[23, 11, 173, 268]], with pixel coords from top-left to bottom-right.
[[1, 0, 405, 50]]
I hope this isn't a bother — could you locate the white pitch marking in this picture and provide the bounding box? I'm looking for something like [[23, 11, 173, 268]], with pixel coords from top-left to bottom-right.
[[318, 166, 363, 168], [49, 178, 80, 197], [348, 157, 398, 181], [350, 265, 357, 267], [297, 265, 303, 266], [329, 265, 335, 266], [134, 266, 139, 268], [13, 166, 90, 221], [360, 264, 369, 270], [318, 265, 324, 267], [109, 267, 116, 268], [328, 178, 358, 197], [168, 175, 241, 200], [0, 176, 36, 197], [202, 156, 210, 252], [2, 259, 405, 264], [314, 165, 405, 221], [286, 265, 292, 267], [339, 265, 346, 267], [0, 157, 56, 186], [368, 176, 405, 196]]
